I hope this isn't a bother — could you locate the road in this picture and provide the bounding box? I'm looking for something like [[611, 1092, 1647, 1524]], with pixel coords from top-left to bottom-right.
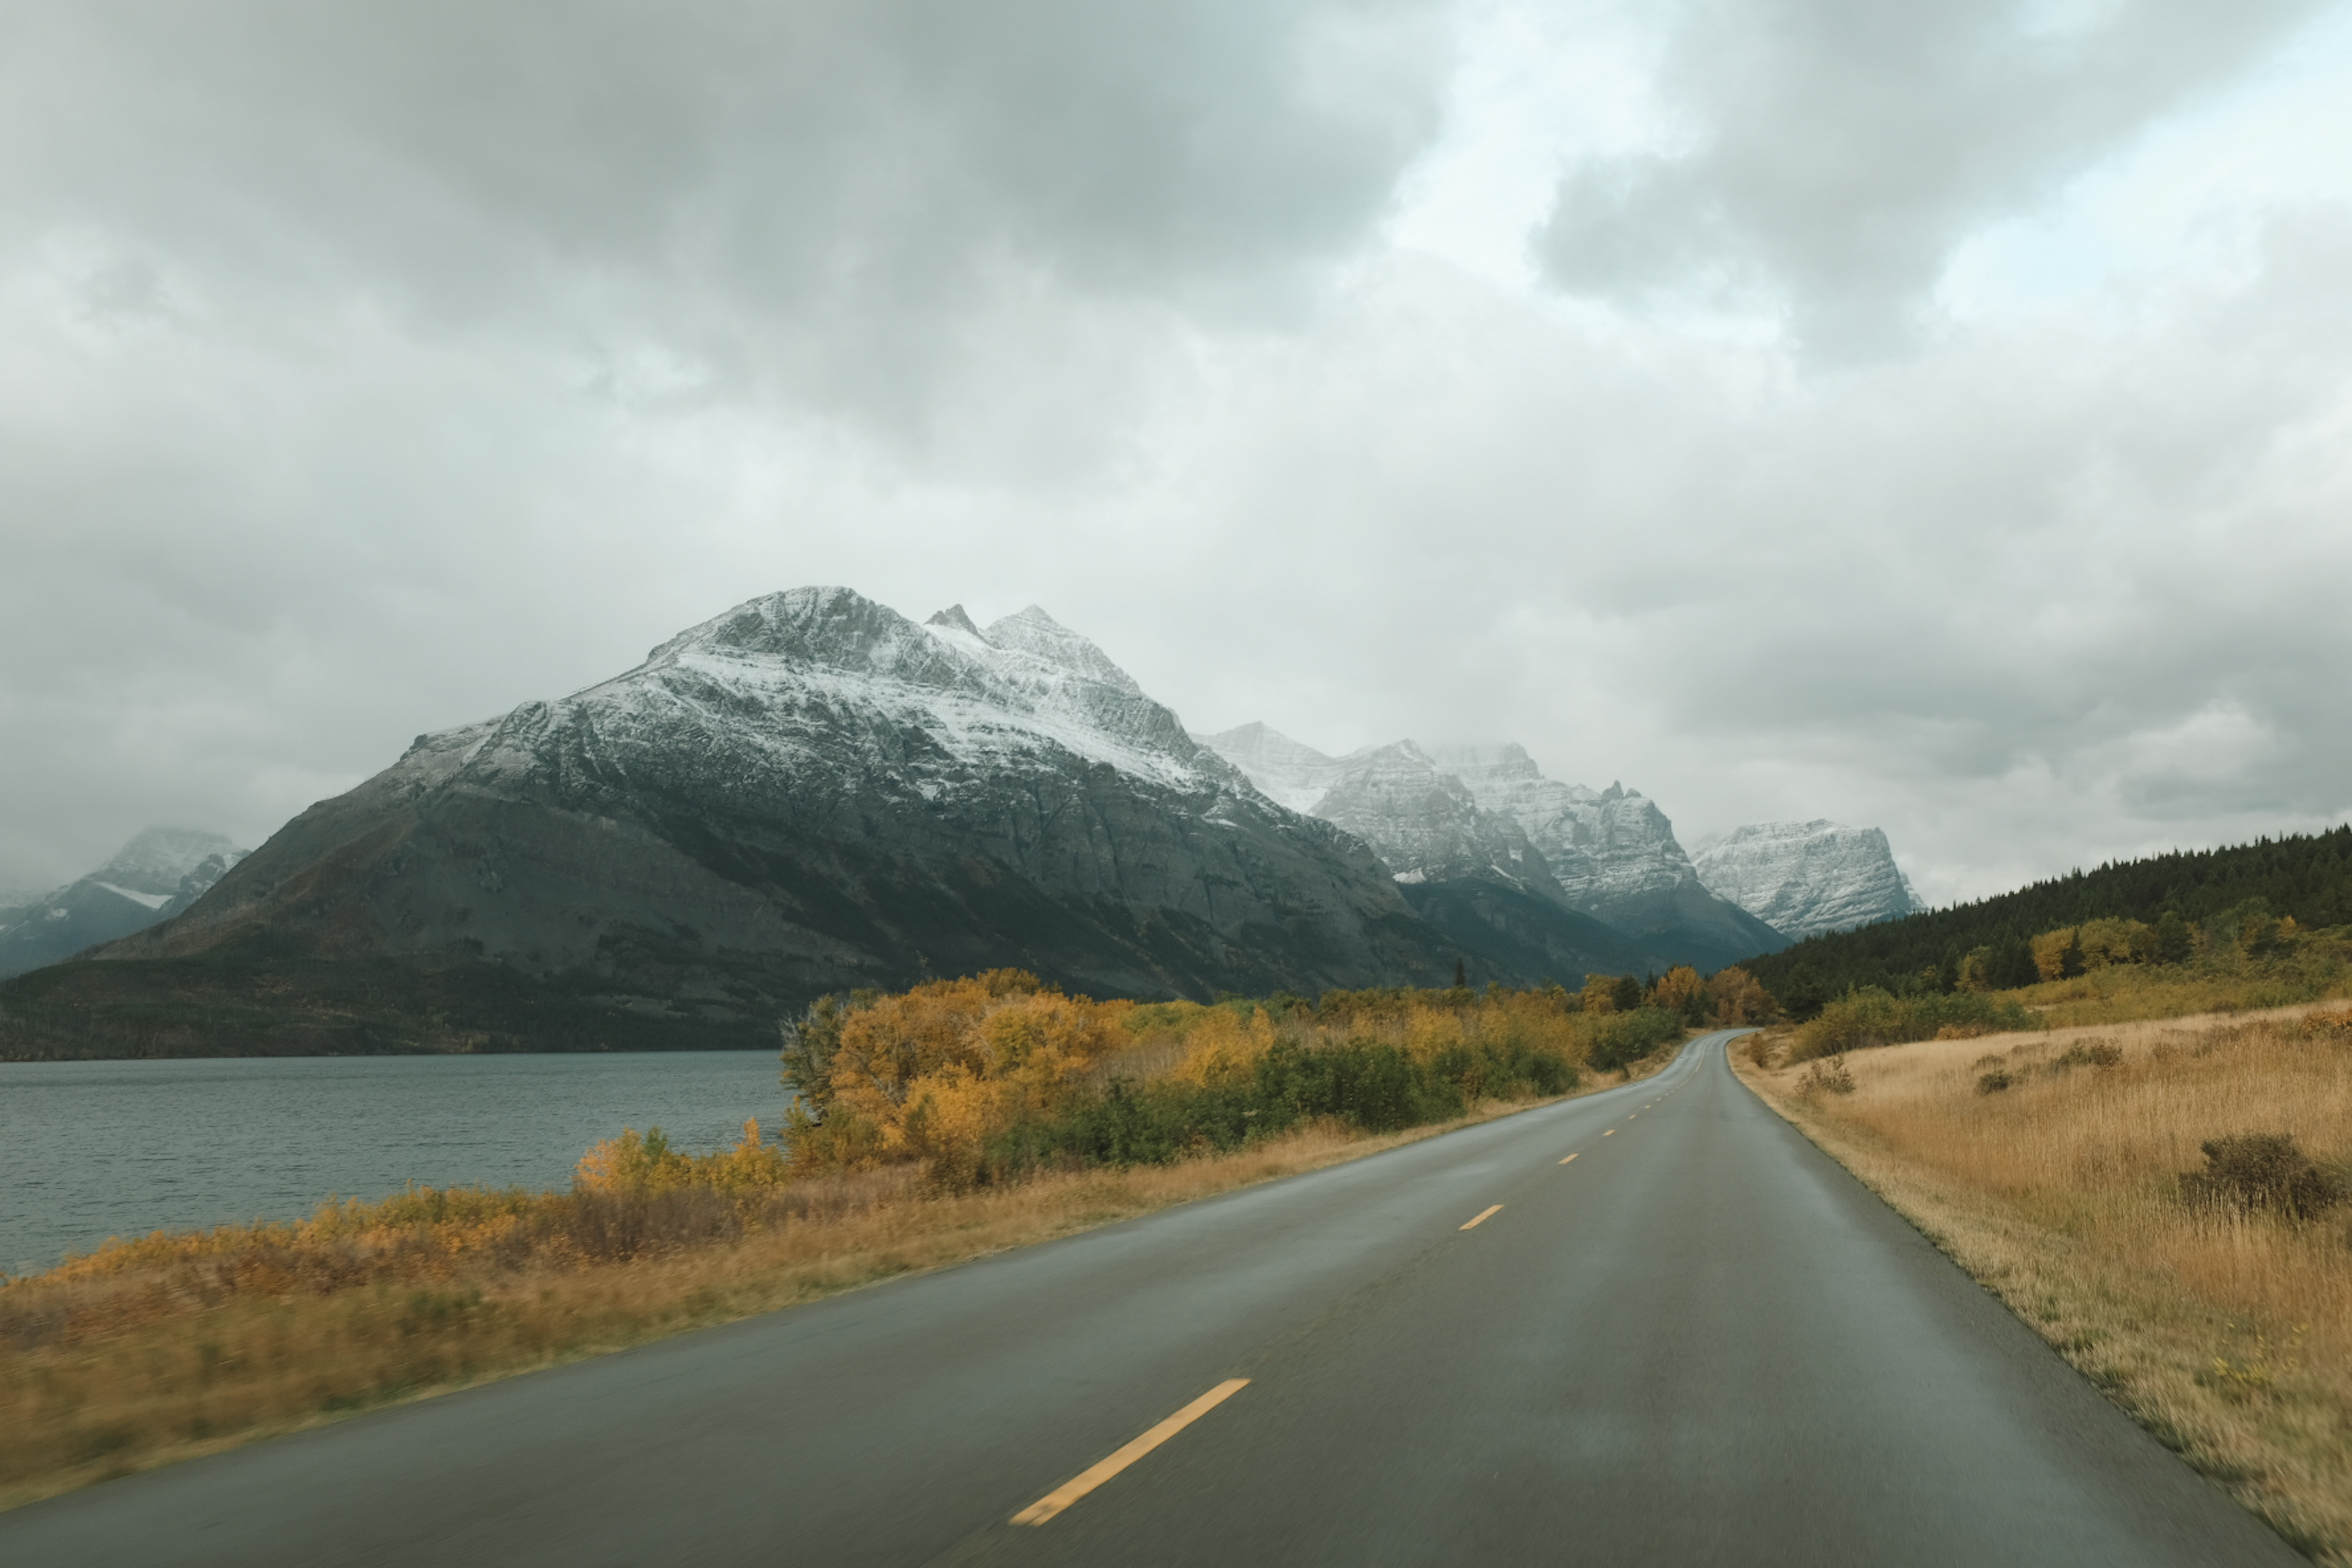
[[1, 1031, 2300, 1566]]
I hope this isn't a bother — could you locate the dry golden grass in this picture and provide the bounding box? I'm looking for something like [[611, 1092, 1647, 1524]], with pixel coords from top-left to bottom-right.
[[0, 1045, 1681, 1514], [1738, 1005, 2352, 1562]]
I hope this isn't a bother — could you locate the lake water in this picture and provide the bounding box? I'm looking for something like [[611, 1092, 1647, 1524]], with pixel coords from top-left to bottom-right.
[[0, 1052, 791, 1275]]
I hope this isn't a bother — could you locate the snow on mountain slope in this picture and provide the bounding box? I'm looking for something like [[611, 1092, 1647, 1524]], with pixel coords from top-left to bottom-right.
[[0, 828, 248, 978], [1421, 745, 1786, 966], [1224, 736, 1568, 899], [1424, 747, 1688, 912], [1692, 820, 1921, 941], [1199, 727, 1656, 979], [1198, 723, 1353, 814]]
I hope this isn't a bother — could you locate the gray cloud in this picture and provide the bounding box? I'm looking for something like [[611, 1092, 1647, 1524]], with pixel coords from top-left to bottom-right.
[[4, 1, 1443, 395], [1, 0, 2348, 921], [1088, 205, 2352, 902], [1533, 0, 2326, 356]]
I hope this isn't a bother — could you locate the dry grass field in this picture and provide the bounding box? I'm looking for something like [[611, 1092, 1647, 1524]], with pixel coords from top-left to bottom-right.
[[0, 1044, 1683, 1513], [1738, 1005, 2352, 1562]]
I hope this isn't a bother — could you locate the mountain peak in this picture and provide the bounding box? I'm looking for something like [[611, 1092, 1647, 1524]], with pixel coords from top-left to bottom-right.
[[0, 827, 249, 979], [925, 603, 984, 638], [99, 827, 246, 895], [981, 605, 1144, 695]]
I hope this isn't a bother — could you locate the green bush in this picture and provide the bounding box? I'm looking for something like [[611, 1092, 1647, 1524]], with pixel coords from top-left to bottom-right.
[[1585, 1008, 1685, 1072], [1792, 987, 2035, 1061], [976, 1032, 1583, 1182]]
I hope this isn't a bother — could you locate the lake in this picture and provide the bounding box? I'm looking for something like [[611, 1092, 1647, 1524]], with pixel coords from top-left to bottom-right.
[[0, 1051, 791, 1275]]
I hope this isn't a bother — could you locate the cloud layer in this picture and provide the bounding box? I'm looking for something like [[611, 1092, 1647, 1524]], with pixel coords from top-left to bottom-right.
[[3, 0, 2349, 912], [1534, 0, 2327, 355]]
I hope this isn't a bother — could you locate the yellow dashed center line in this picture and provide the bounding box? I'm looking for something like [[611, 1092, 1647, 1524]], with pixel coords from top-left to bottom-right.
[[1603, 1129, 1615, 1136], [1011, 1379, 1251, 1525], [1559, 1153, 1579, 1164], [1460, 1204, 1504, 1230]]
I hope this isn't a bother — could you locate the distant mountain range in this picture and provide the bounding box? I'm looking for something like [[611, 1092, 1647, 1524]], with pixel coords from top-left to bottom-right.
[[0, 828, 247, 979], [2, 587, 1920, 1056], [1201, 728, 1782, 974]]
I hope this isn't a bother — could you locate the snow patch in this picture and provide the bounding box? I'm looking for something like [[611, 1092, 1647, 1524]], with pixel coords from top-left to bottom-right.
[[95, 882, 174, 910]]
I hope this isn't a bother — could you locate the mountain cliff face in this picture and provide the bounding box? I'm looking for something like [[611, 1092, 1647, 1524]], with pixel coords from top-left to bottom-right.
[[1201, 729, 1781, 973], [74, 589, 1475, 1049], [1428, 745, 1785, 969], [1259, 739, 1566, 900], [1196, 730, 1657, 982], [0, 828, 246, 979], [1692, 820, 1920, 941]]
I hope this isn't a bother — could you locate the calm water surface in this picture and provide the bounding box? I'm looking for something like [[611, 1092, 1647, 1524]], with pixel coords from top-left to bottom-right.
[[0, 1052, 789, 1275]]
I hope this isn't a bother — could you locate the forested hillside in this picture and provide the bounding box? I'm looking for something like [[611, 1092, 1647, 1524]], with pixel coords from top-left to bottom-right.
[[1740, 825, 2352, 1011]]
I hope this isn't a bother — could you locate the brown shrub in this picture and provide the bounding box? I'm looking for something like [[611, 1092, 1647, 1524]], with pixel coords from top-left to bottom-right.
[[2056, 1038, 2125, 1071], [2180, 1133, 2344, 1221], [1800, 1055, 1856, 1096]]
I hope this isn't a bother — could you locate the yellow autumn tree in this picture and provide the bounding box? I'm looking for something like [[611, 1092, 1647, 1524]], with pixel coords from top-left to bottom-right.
[[1704, 967, 1778, 1025], [1651, 965, 1705, 1019]]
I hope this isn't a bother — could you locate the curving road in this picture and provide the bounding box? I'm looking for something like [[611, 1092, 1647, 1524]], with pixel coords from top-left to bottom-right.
[[2, 1031, 2299, 1566]]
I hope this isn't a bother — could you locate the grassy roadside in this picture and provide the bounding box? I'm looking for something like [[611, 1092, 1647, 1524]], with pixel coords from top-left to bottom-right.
[[1, 1040, 1685, 1513], [1733, 1007, 2352, 1563]]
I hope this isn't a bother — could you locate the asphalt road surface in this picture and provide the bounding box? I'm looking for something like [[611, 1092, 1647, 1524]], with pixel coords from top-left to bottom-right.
[[2, 1031, 2302, 1566]]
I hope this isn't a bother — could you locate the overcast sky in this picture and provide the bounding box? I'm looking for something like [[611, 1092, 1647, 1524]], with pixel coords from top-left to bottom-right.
[[5, 0, 2350, 907]]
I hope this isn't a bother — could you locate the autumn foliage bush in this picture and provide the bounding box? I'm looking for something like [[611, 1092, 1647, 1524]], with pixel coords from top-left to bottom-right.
[[780, 970, 1684, 1191]]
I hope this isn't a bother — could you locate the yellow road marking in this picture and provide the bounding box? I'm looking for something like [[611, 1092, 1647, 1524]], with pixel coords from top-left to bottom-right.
[[1461, 1204, 1504, 1230], [1011, 1379, 1251, 1526], [1559, 1153, 1578, 1164], [1603, 1129, 1615, 1136]]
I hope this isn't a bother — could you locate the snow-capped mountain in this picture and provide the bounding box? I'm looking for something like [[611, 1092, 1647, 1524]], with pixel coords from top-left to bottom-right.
[[1426, 744, 1783, 967], [1692, 820, 1920, 941], [1195, 729, 1662, 981], [1202, 734, 1567, 900], [1425, 747, 1685, 910], [0, 828, 247, 979], [88, 588, 1484, 1048], [1204, 728, 1784, 972]]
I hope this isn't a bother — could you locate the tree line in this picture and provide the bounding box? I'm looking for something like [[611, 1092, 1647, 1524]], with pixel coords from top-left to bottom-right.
[[1737, 825, 2352, 1014]]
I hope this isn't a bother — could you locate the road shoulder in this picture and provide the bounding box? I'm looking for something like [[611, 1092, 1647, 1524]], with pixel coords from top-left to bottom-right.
[[1730, 1029, 2346, 1564]]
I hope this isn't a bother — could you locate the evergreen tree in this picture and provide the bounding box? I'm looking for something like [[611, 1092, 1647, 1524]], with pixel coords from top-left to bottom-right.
[[2154, 908, 2193, 964], [1991, 937, 2039, 989], [2059, 931, 2086, 979]]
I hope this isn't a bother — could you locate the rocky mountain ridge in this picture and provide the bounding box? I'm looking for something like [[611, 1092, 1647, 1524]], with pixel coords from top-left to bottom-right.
[[1202, 728, 1786, 972]]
